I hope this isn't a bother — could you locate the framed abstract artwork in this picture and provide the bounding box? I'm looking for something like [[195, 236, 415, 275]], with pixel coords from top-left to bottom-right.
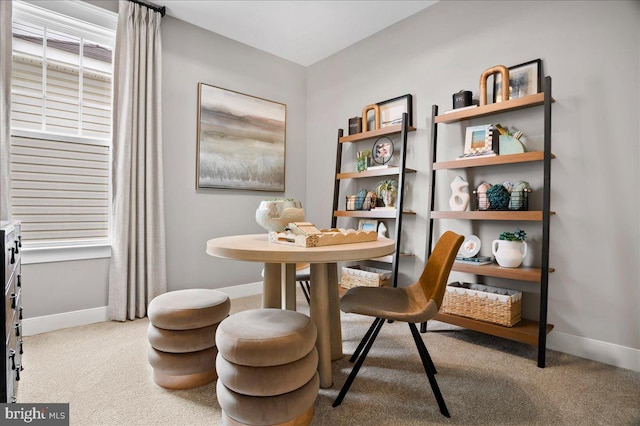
[[377, 94, 413, 128], [494, 59, 542, 103], [196, 83, 286, 191]]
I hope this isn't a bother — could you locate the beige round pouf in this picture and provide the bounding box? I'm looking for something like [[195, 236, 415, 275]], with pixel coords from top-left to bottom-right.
[[149, 346, 218, 390], [217, 373, 319, 426], [148, 289, 230, 330], [216, 308, 317, 367], [216, 309, 319, 426], [147, 289, 230, 389], [216, 347, 318, 396]]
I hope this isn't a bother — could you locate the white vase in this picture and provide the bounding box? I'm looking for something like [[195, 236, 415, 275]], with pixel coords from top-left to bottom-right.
[[381, 190, 396, 208], [492, 240, 527, 268], [255, 200, 304, 233]]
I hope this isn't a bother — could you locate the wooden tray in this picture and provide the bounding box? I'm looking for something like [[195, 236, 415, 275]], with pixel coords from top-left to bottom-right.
[[268, 229, 378, 248]]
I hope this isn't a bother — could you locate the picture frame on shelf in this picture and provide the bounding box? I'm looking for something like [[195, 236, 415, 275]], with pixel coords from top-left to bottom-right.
[[494, 59, 542, 103], [358, 219, 378, 232], [196, 82, 286, 191], [462, 124, 498, 157], [372, 136, 394, 165], [377, 94, 413, 128]]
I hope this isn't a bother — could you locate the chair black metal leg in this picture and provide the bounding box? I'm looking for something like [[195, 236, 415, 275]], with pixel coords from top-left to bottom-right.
[[420, 321, 427, 333], [333, 317, 385, 408], [408, 323, 450, 418], [349, 317, 383, 362], [409, 322, 437, 375], [298, 281, 310, 305]]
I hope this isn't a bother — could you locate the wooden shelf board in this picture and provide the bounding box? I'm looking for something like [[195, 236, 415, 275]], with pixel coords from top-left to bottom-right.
[[431, 211, 555, 221], [434, 93, 554, 124], [452, 263, 555, 282], [334, 209, 415, 219], [339, 124, 416, 143], [337, 167, 416, 179], [433, 151, 555, 170], [434, 313, 554, 346]]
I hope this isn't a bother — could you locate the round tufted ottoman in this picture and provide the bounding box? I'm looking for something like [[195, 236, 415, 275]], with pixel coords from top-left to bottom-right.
[[216, 309, 319, 426], [147, 289, 230, 389]]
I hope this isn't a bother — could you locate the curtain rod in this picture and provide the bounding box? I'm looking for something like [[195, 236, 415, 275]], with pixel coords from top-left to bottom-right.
[[128, 0, 166, 17]]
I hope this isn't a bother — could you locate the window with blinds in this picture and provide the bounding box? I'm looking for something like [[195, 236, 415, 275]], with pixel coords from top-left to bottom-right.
[[10, 1, 116, 248]]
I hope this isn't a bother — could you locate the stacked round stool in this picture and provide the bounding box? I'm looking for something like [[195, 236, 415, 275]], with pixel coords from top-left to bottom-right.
[[147, 289, 230, 389], [216, 309, 319, 426]]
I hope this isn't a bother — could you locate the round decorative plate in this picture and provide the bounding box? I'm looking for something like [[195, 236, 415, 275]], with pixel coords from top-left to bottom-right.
[[372, 137, 394, 165], [459, 235, 481, 258]]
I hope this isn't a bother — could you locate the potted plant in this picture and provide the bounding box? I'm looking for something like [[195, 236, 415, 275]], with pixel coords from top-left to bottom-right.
[[492, 228, 527, 268], [356, 149, 371, 172], [375, 179, 398, 208]]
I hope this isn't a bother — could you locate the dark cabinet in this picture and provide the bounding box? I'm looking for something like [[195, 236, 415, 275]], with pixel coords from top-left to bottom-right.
[[2, 221, 23, 402]]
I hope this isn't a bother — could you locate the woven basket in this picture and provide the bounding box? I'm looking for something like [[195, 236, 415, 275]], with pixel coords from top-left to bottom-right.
[[341, 265, 391, 289], [442, 282, 522, 327]]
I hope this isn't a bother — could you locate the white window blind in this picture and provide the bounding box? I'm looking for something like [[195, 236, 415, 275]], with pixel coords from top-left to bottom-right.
[[11, 135, 110, 242], [10, 1, 116, 248]]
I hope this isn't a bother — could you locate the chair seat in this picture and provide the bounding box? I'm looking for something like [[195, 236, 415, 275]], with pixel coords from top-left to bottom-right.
[[340, 283, 439, 324]]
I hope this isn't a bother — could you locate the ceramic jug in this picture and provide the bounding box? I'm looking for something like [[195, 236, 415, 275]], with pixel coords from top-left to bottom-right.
[[492, 240, 527, 268]]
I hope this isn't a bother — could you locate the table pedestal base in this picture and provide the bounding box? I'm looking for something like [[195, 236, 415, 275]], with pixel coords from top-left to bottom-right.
[[263, 262, 343, 388]]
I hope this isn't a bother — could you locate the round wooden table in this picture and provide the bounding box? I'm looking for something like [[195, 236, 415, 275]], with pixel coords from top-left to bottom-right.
[[206, 233, 395, 388]]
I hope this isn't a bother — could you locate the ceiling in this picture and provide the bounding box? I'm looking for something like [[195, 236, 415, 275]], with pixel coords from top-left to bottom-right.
[[161, 1, 438, 67]]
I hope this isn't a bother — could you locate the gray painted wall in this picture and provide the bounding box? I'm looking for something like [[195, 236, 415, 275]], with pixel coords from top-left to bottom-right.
[[306, 0, 640, 351], [22, 0, 640, 365], [161, 17, 307, 291]]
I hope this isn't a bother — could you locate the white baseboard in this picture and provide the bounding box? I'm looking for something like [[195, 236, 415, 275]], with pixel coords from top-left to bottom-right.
[[22, 283, 639, 373], [547, 330, 640, 372], [23, 306, 109, 336], [22, 282, 263, 337]]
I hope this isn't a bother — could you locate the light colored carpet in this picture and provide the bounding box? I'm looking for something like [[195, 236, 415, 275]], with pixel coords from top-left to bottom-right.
[[18, 292, 640, 425]]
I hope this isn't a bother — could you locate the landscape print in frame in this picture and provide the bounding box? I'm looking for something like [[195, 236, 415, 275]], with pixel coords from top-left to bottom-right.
[[196, 83, 286, 191]]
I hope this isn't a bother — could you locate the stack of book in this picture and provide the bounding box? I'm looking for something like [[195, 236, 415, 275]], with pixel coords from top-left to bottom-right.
[[454, 255, 493, 265]]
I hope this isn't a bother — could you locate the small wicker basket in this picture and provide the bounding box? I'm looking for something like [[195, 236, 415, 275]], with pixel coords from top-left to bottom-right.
[[442, 282, 522, 327], [341, 265, 391, 289]]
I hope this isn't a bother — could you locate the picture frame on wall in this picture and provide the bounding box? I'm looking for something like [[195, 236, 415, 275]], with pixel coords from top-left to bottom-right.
[[377, 94, 413, 128], [196, 82, 286, 191], [493, 59, 542, 103]]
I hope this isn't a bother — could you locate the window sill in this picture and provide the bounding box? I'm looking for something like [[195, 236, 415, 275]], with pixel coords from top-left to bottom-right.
[[22, 244, 112, 265]]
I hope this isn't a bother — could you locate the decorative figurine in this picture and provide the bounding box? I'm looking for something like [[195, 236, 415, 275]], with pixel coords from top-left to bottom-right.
[[449, 176, 470, 211]]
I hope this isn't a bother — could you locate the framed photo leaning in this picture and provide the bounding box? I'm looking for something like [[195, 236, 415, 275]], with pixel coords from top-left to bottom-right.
[[377, 94, 413, 128], [494, 59, 542, 103], [358, 219, 378, 232], [196, 83, 286, 191], [460, 124, 498, 158]]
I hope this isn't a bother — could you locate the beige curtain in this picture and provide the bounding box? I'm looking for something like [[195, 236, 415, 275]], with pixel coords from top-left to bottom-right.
[[108, 1, 166, 321], [0, 1, 12, 221]]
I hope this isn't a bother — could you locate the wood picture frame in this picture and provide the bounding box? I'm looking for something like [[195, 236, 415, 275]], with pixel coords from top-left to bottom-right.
[[493, 59, 542, 103], [358, 219, 378, 232], [377, 94, 413, 128], [196, 82, 286, 191]]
